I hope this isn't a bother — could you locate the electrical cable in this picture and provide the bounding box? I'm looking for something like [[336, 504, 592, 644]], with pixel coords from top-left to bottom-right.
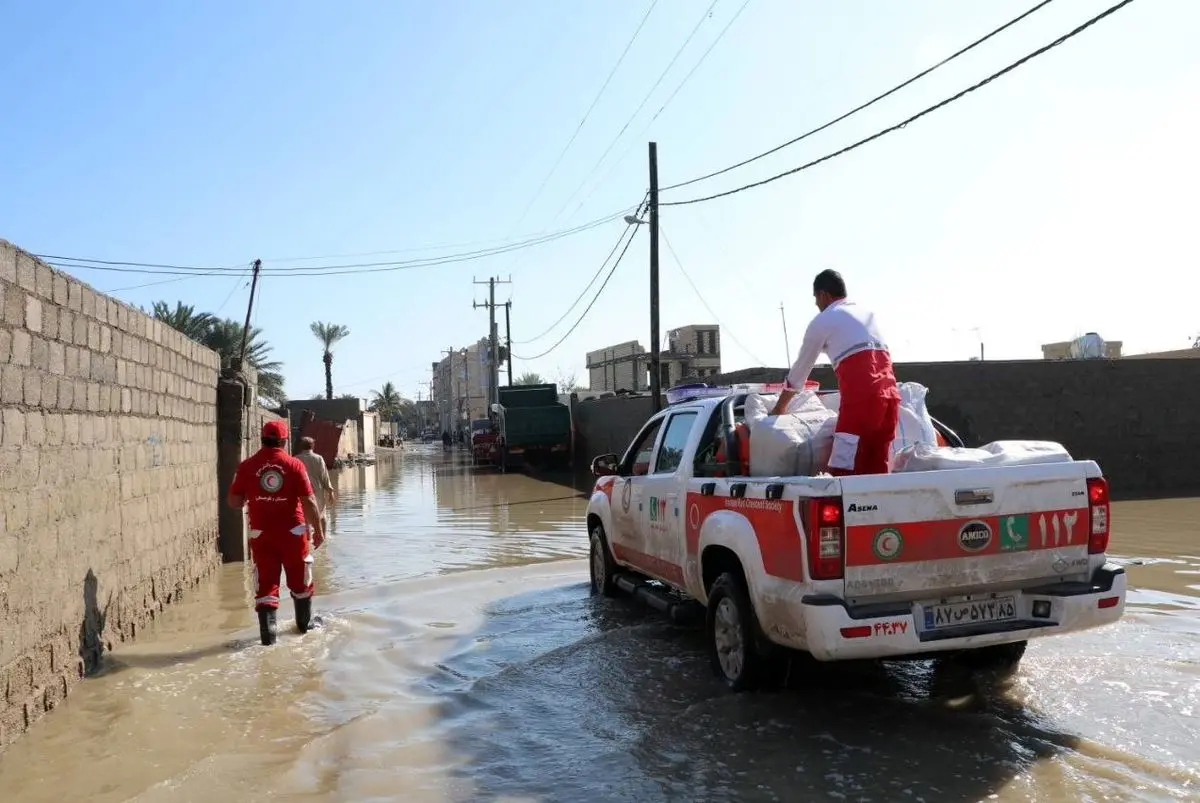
[[512, 197, 647, 344], [662, 0, 1057, 193], [34, 205, 636, 277], [662, 0, 1136, 208], [213, 267, 253, 315], [565, 0, 754, 220], [506, 0, 659, 234], [658, 226, 767, 366], [542, 0, 721, 227], [510, 224, 641, 361]]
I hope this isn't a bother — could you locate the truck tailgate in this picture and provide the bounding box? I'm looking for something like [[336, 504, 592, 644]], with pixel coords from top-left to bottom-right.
[[837, 462, 1096, 603]]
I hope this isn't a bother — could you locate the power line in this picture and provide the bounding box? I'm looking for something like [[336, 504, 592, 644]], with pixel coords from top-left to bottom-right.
[[566, 0, 754, 219], [662, 0, 1136, 208], [34, 205, 636, 277], [506, 0, 659, 234], [662, 0, 1057, 193], [658, 225, 766, 366], [513, 197, 648, 344], [542, 0, 721, 226], [511, 224, 641, 361]]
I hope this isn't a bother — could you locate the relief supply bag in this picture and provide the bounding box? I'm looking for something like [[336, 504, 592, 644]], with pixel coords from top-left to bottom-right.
[[744, 392, 838, 477], [893, 440, 1074, 473], [818, 381, 939, 469]]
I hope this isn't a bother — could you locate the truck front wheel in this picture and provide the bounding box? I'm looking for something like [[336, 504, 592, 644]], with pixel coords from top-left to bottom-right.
[[589, 524, 619, 598], [706, 572, 767, 692]]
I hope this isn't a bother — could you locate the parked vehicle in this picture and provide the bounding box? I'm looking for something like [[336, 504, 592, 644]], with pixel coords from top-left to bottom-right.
[[492, 384, 571, 471], [470, 417, 500, 467], [585, 391, 1125, 691]]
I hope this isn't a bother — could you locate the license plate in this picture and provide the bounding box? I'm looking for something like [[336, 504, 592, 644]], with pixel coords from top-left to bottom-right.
[[924, 596, 1016, 630]]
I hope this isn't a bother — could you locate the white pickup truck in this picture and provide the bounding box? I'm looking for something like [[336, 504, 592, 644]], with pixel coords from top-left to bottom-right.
[[585, 392, 1126, 690]]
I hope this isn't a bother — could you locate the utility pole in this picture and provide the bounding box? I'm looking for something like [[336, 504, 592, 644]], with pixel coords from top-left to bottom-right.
[[473, 276, 511, 408], [238, 258, 262, 370], [648, 141, 662, 413], [780, 303, 792, 366], [504, 301, 513, 386], [443, 347, 456, 433]]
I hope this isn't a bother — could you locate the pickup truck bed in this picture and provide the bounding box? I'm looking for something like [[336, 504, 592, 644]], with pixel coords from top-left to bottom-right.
[[585, 392, 1124, 691]]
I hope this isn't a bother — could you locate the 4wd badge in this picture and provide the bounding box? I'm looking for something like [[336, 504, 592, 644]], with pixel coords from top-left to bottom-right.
[[958, 519, 993, 552], [872, 528, 903, 561]]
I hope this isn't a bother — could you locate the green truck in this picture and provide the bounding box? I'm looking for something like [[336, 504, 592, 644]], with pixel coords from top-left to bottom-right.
[[491, 383, 572, 471]]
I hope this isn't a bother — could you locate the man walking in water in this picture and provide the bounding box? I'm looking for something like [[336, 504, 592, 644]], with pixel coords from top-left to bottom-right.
[[770, 269, 901, 476], [295, 436, 336, 537], [227, 420, 325, 645]]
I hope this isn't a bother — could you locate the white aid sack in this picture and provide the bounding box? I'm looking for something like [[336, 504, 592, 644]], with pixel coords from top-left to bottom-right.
[[744, 392, 837, 476], [818, 382, 939, 467], [893, 440, 1073, 473]]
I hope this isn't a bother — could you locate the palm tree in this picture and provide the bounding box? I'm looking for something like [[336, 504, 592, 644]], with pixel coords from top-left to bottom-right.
[[151, 301, 213, 342], [514, 371, 544, 386], [311, 321, 351, 400], [370, 381, 403, 420], [204, 318, 286, 407]]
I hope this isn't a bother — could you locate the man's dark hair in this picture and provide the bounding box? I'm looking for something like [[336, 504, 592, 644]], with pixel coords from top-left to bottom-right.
[[813, 269, 847, 298], [299, 436, 315, 451], [262, 436, 285, 449]]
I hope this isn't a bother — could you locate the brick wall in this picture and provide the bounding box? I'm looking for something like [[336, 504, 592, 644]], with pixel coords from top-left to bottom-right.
[[0, 240, 222, 750], [572, 359, 1200, 500]]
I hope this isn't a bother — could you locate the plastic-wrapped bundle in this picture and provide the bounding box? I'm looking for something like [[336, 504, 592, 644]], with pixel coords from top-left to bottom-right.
[[893, 440, 1074, 473], [818, 382, 938, 468], [743, 392, 838, 477]]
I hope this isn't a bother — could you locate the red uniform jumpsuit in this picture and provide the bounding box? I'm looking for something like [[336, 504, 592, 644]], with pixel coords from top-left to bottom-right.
[[231, 443, 316, 610], [784, 298, 901, 476]]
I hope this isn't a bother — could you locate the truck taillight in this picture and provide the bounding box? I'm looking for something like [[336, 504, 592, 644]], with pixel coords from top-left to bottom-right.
[[1087, 477, 1111, 554], [806, 497, 844, 581]]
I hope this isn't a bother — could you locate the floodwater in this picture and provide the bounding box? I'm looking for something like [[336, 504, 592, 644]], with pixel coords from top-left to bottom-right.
[[1, 446, 1198, 802]]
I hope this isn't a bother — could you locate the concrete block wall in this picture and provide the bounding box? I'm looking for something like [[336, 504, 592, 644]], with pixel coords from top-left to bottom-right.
[[0, 240, 222, 751], [571, 359, 1200, 500]]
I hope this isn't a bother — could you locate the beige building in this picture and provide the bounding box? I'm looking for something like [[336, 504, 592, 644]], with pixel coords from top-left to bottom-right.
[[431, 337, 498, 432], [587, 324, 722, 392]]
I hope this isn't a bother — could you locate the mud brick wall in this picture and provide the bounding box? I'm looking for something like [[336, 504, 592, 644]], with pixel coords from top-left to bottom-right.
[[572, 359, 1200, 500], [0, 240, 222, 751]]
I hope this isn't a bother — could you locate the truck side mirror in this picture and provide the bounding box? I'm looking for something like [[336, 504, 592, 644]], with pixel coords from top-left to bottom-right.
[[591, 453, 619, 477]]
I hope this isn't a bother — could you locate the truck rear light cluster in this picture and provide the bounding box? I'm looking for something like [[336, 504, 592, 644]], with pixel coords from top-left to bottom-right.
[[806, 497, 845, 581], [1086, 477, 1111, 555]]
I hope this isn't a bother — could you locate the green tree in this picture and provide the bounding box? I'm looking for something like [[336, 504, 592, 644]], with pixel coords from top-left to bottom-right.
[[514, 371, 544, 386], [151, 301, 213, 341], [310, 321, 351, 400], [554, 369, 583, 393], [369, 381, 403, 420], [203, 318, 287, 407], [152, 303, 286, 407]]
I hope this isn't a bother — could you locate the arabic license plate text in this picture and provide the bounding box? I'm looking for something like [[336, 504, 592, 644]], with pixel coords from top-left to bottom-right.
[[924, 596, 1016, 630]]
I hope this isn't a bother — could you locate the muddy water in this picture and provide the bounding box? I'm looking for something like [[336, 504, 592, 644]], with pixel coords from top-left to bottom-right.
[[1, 446, 1197, 802]]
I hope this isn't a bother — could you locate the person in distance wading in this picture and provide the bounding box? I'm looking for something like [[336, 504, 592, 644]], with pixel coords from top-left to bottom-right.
[[227, 420, 326, 645], [770, 269, 901, 476]]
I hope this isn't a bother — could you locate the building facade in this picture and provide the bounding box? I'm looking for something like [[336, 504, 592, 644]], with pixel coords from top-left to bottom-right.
[[586, 324, 722, 392], [431, 336, 498, 432]]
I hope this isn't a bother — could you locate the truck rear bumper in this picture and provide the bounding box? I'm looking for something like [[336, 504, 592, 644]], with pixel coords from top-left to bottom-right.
[[797, 564, 1127, 662]]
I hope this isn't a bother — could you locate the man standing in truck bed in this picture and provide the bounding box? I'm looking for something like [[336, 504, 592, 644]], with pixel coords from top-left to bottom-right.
[[227, 420, 326, 645], [770, 269, 900, 476]]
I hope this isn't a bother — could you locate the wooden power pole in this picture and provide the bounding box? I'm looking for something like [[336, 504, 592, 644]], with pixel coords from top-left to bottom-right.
[[648, 142, 662, 413], [473, 276, 511, 408]]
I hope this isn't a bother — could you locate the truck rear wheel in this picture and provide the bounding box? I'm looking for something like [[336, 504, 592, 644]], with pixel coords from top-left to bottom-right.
[[706, 572, 767, 692], [589, 524, 619, 598]]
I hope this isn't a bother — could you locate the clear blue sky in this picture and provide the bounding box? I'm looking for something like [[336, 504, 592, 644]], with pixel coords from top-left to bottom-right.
[[2, 0, 1196, 402]]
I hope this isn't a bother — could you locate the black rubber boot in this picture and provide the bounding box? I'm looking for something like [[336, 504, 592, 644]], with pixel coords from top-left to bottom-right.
[[258, 607, 278, 646], [294, 596, 312, 634]]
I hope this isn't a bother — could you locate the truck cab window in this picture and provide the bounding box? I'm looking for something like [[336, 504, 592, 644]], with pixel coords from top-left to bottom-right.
[[653, 412, 697, 474], [625, 419, 664, 476]]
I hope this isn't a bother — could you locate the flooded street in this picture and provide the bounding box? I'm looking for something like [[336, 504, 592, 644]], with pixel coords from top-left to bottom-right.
[[1, 446, 1198, 802]]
